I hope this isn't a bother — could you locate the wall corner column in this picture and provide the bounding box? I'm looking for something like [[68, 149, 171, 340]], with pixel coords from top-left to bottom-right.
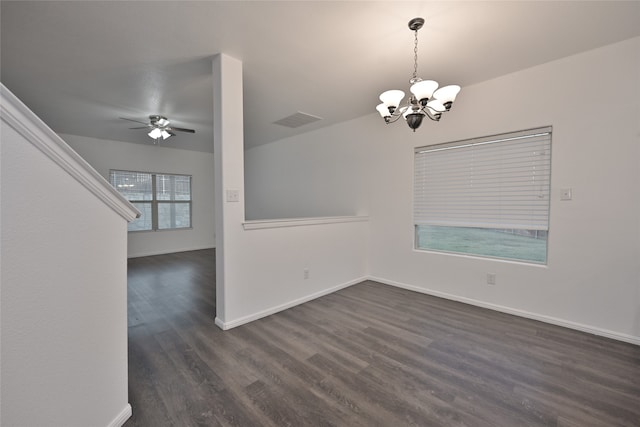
[[212, 54, 245, 328]]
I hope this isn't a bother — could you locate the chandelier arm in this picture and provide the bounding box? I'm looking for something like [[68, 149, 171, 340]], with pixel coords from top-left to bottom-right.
[[421, 106, 442, 122], [385, 113, 405, 125], [425, 104, 446, 113]]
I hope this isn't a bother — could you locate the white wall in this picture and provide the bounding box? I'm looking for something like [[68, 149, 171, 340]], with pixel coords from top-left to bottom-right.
[[213, 54, 369, 328], [245, 37, 640, 343], [1, 88, 135, 426], [371, 36, 640, 343], [219, 220, 369, 328], [244, 126, 369, 220], [62, 134, 216, 257]]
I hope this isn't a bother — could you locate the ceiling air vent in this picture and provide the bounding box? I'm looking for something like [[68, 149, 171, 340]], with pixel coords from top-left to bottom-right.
[[273, 112, 323, 128]]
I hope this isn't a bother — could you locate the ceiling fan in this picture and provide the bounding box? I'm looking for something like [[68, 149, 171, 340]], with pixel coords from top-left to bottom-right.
[[120, 115, 195, 142]]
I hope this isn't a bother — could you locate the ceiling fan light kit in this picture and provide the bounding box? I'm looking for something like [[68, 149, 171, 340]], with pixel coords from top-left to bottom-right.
[[376, 17, 461, 132], [147, 115, 174, 141], [120, 115, 195, 144], [148, 127, 171, 140]]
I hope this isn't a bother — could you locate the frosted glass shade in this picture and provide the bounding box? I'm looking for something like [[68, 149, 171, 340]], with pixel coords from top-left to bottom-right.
[[426, 99, 446, 113], [410, 80, 439, 102], [157, 118, 170, 127], [403, 107, 417, 118], [433, 85, 461, 104], [148, 128, 162, 139], [161, 130, 172, 140], [376, 103, 391, 118], [379, 90, 405, 108]]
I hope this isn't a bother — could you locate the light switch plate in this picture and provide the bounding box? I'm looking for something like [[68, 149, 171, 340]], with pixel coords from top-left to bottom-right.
[[560, 188, 572, 201]]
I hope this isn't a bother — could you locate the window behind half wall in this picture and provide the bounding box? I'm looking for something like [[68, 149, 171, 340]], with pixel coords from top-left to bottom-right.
[[414, 127, 551, 264], [110, 170, 192, 232]]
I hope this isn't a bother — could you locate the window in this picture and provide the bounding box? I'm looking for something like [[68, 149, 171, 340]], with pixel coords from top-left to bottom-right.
[[414, 127, 551, 264], [110, 170, 192, 232]]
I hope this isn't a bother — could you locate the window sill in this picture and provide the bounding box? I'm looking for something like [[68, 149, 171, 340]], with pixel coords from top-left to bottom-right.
[[128, 227, 193, 233], [413, 247, 549, 267], [243, 215, 369, 230]]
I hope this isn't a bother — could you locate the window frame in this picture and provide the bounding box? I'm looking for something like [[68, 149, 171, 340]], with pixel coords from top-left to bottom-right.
[[413, 126, 552, 264], [109, 169, 192, 232]]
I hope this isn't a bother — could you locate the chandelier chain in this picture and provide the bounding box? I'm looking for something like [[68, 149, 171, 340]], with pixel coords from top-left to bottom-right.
[[413, 29, 419, 81]]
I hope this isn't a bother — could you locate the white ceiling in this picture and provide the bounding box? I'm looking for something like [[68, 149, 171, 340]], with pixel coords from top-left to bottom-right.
[[2, 1, 639, 152]]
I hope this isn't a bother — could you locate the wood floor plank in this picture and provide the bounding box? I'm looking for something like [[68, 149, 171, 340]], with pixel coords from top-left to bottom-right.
[[125, 250, 640, 427], [127, 338, 175, 427]]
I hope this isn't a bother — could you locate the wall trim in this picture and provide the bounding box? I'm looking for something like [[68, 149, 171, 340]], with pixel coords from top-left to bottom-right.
[[369, 276, 640, 346], [214, 317, 226, 330], [128, 245, 216, 259], [106, 404, 132, 427], [243, 215, 369, 230], [0, 83, 140, 222], [215, 276, 367, 330]]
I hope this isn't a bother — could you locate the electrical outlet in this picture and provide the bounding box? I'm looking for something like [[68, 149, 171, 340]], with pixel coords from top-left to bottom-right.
[[303, 268, 309, 280], [226, 189, 240, 202], [560, 188, 572, 201], [487, 273, 496, 285]]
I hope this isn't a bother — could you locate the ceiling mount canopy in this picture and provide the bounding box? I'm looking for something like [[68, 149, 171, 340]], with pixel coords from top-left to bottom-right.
[[376, 17, 461, 132], [408, 17, 424, 31]]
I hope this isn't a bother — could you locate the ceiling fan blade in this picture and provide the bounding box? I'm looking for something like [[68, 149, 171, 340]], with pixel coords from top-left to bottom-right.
[[169, 127, 195, 134], [129, 126, 150, 129], [120, 117, 149, 125]]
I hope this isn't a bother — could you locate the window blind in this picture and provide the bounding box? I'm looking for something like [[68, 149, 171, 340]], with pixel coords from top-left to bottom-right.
[[414, 127, 552, 230], [110, 170, 192, 232]]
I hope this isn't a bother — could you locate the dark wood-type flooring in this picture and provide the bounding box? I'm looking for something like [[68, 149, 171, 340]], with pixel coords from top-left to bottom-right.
[[125, 249, 640, 426]]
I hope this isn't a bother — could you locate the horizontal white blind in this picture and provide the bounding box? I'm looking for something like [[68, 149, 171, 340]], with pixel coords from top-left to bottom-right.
[[110, 170, 193, 231], [109, 170, 152, 201], [414, 127, 551, 230], [156, 174, 192, 201]]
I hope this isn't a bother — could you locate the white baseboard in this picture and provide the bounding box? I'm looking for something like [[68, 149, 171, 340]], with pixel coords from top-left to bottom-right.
[[107, 404, 132, 427], [215, 276, 367, 330], [214, 316, 226, 330], [369, 276, 640, 346], [128, 245, 215, 258]]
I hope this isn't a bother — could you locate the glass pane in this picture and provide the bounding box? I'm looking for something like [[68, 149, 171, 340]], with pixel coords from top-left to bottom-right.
[[156, 174, 191, 201], [110, 171, 152, 201], [416, 225, 547, 264], [128, 202, 152, 231], [158, 202, 191, 229]]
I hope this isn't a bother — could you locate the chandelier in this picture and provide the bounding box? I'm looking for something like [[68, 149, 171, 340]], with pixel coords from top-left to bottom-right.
[[376, 18, 461, 132]]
